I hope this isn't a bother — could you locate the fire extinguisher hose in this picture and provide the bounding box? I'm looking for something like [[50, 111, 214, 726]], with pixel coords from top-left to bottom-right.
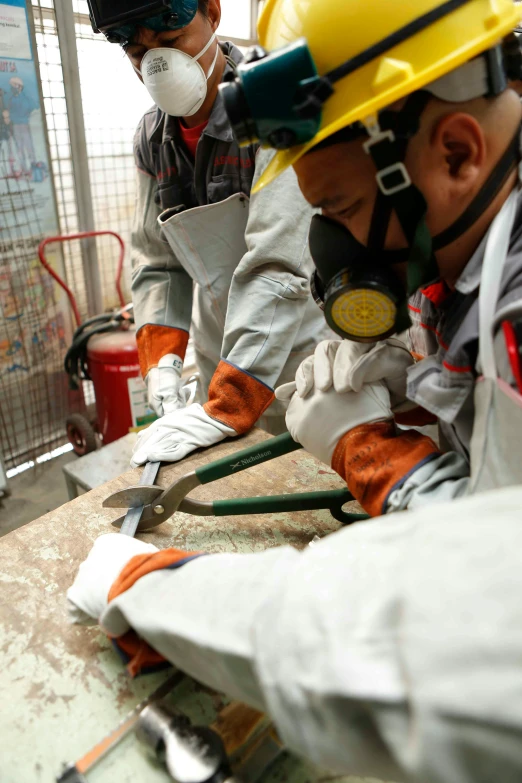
[[64, 311, 134, 391]]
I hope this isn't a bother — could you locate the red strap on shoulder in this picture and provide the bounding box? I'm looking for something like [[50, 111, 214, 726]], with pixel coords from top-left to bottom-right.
[[502, 321, 522, 395], [420, 281, 450, 307]]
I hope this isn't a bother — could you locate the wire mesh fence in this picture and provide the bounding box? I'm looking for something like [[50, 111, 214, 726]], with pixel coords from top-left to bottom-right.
[[72, 0, 151, 309], [32, 0, 86, 315], [0, 78, 82, 470], [0, 0, 145, 471], [1, 0, 259, 473], [33, 0, 151, 317]]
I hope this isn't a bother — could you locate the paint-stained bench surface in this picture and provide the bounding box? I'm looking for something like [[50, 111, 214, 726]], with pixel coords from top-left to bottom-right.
[[1, 428, 381, 783]]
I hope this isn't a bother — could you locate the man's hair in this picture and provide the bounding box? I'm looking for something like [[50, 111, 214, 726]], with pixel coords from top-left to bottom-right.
[[198, 0, 209, 16]]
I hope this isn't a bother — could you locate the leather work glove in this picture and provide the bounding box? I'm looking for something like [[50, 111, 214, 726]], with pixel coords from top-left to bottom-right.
[[67, 534, 158, 626], [295, 339, 414, 411], [68, 535, 203, 676], [131, 403, 237, 467], [146, 353, 187, 417], [276, 379, 392, 467]]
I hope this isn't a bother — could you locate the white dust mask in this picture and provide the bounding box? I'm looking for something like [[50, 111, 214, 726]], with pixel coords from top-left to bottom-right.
[[140, 33, 219, 117]]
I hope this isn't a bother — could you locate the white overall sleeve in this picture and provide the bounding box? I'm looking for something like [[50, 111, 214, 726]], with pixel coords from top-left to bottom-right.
[[101, 487, 522, 783], [220, 149, 330, 389], [385, 451, 470, 512], [131, 169, 193, 334], [386, 309, 522, 513]]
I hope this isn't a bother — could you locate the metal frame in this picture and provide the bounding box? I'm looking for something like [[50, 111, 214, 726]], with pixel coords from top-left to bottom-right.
[[54, 0, 103, 316], [0, 451, 8, 499], [250, 0, 258, 41]]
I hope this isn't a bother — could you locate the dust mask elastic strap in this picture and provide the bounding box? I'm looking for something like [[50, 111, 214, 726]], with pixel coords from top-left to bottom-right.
[[132, 33, 218, 78], [197, 32, 218, 80]]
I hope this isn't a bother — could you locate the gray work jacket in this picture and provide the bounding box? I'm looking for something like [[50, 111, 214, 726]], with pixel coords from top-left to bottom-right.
[[130, 42, 332, 419], [389, 187, 522, 510]]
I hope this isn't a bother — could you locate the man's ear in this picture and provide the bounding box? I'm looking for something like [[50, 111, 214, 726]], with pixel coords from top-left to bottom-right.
[[207, 0, 222, 32], [431, 112, 486, 189]]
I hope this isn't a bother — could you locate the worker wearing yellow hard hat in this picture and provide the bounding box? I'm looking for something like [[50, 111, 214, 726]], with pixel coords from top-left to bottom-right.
[[69, 4, 522, 781], [218, 0, 522, 514], [221, 0, 522, 334]]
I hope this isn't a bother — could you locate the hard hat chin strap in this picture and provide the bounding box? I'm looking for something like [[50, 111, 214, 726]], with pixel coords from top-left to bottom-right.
[[363, 92, 439, 296], [362, 91, 521, 296]]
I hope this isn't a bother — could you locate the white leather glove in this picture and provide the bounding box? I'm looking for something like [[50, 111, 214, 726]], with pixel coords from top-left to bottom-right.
[[131, 403, 236, 467], [276, 380, 392, 466], [295, 339, 414, 411], [67, 534, 158, 626], [146, 353, 187, 417]]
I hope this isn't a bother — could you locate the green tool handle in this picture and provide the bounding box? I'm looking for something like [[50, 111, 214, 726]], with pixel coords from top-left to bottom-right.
[[196, 432, 301, 485], [213, 489, 369, 527]]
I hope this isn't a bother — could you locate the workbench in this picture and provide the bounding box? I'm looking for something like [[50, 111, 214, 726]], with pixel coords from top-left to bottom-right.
[[62, 433, 138, 500], [0, 429, 382, 783]]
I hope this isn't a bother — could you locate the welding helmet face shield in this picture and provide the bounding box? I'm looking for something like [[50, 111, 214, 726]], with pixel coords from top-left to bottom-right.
[[86, 0, 199, 46]]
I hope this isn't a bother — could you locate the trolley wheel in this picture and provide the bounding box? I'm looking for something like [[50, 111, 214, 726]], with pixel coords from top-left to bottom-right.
[[66, 413, 98, 456]]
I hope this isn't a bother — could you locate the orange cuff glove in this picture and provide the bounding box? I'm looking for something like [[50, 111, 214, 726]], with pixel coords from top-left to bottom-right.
[[136, 324, 189, 378], [332, 421, 440, 517], [203, 360, 275, 434], [108, 548, 203, 677]]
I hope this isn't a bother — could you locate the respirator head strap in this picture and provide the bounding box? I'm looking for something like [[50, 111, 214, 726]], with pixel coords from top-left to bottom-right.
[[367, 191, 393, 250], [307, 92, 439, 343], [363, 91, 439, 294]]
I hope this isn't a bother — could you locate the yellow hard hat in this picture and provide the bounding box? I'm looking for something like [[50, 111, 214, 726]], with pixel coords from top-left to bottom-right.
[[255, 0, 522, 190]]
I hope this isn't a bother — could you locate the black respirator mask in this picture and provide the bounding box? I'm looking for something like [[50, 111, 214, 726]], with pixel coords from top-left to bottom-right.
[[308, 89, 521, 342], [310, 216, 408, 342]]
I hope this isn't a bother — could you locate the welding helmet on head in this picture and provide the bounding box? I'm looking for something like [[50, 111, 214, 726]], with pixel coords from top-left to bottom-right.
[[220, 0, 522, 342], [87, 0, 199, 45]]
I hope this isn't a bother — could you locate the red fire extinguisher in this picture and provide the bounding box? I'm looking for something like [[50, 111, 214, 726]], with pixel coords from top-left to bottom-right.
[[38, 232, 154, 456], [84, 328, 142, 446]]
